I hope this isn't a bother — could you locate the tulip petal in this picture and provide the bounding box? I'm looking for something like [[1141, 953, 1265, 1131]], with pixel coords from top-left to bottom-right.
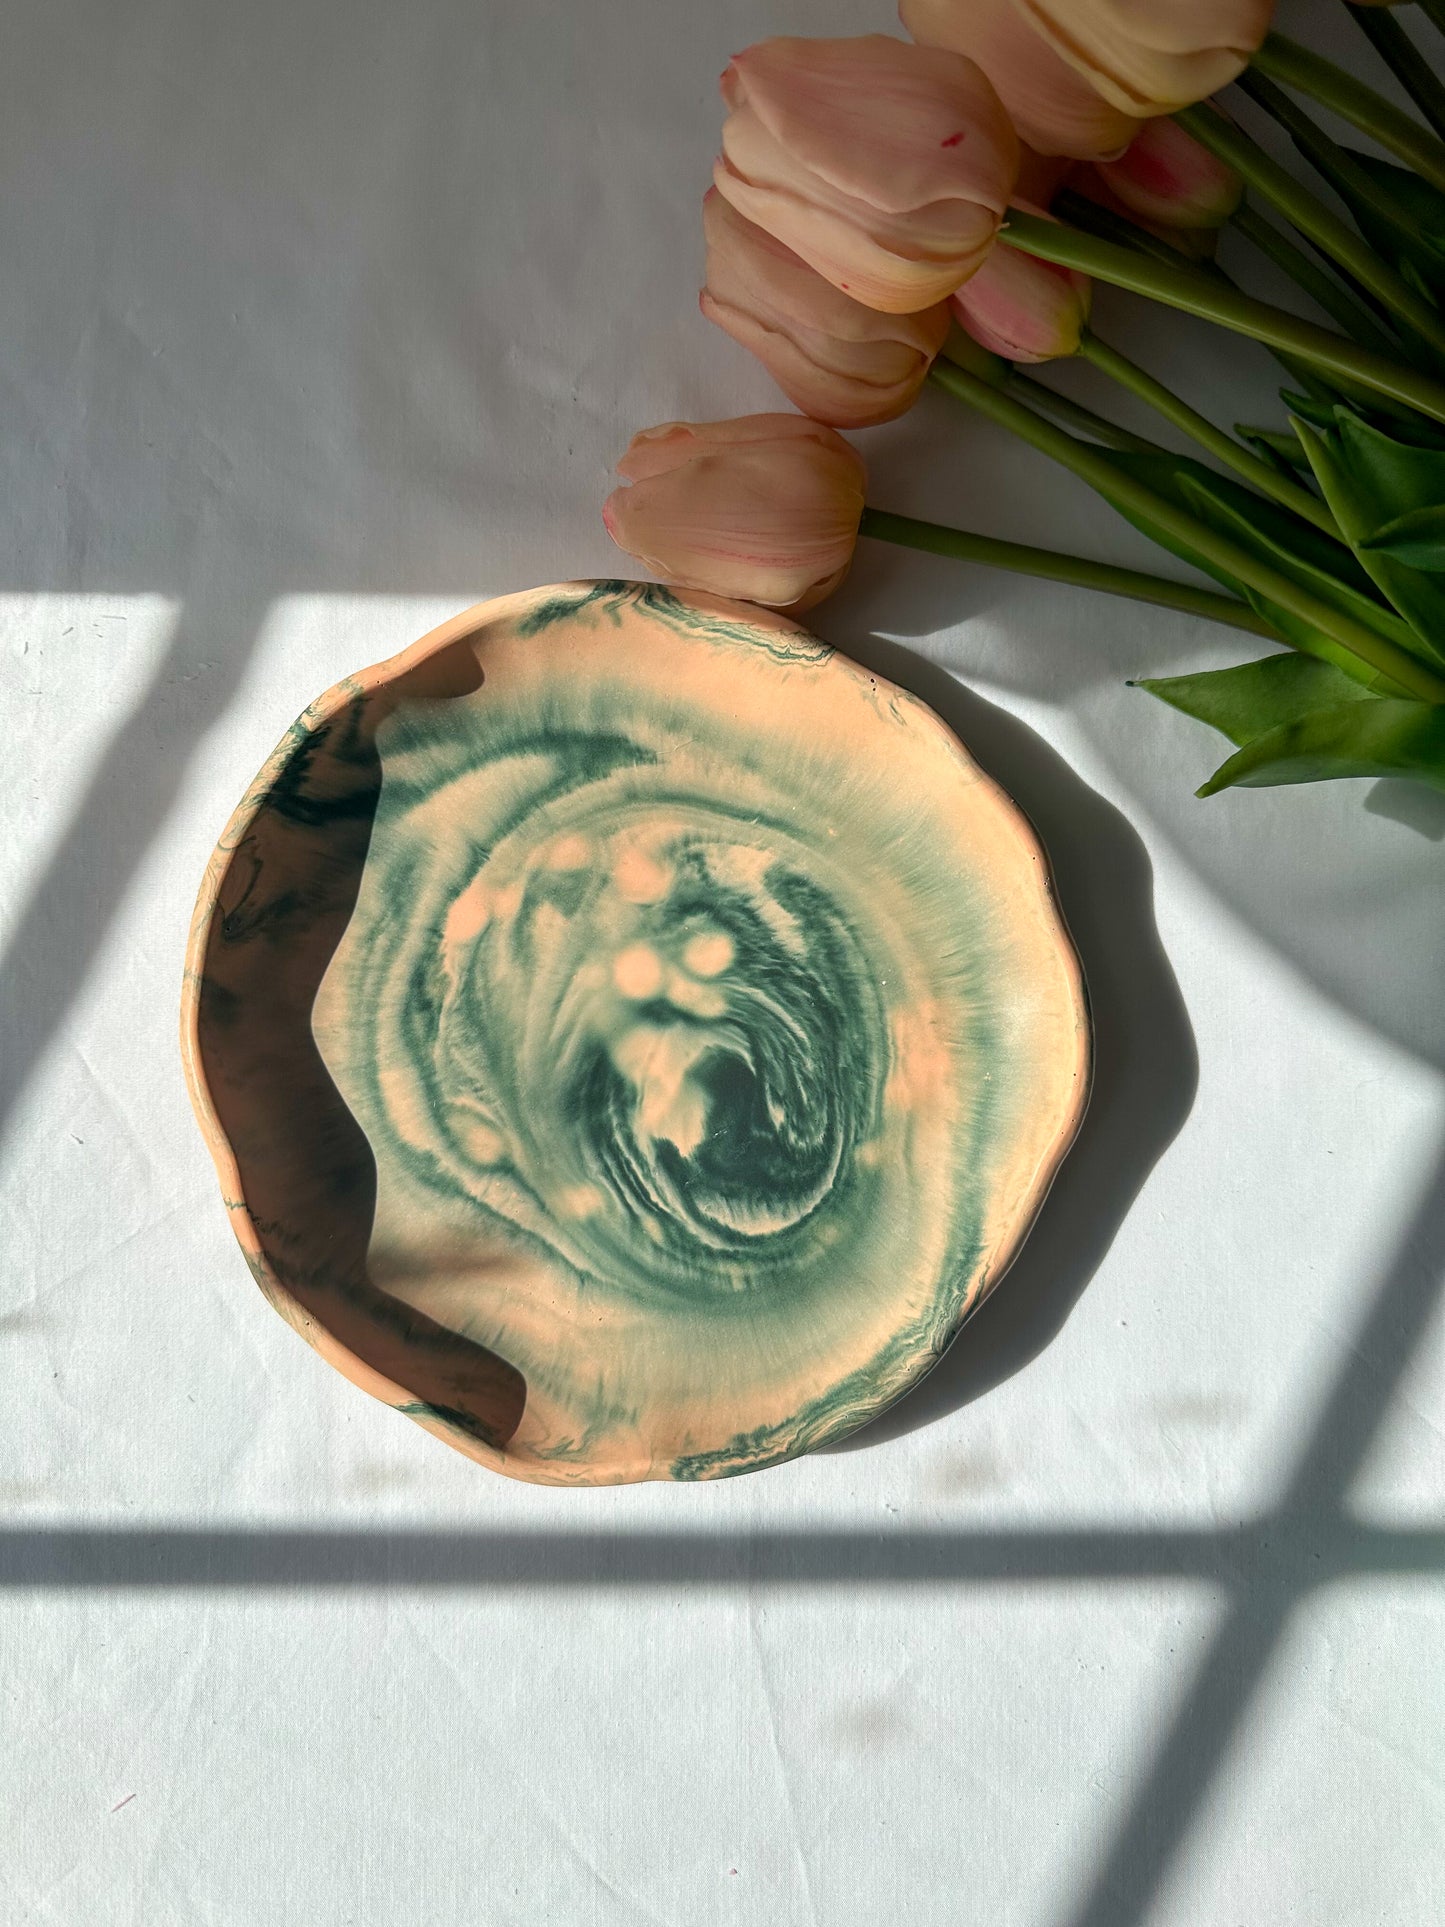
[[617, 412, 858, 482], [901, 0, 1139, 160], [726, 35, 1019, 219], [703, 188, 951, 356], [715, 145, 998, 312], [714, 33, 1021, 311], [1096, 115, 1242, 227], [702, 292, 935, 427], [606, 417, 866, 610], [951, 228, 1091, 362], [1016, 0, 1273, 117], [1071, 167, 1223, 257]]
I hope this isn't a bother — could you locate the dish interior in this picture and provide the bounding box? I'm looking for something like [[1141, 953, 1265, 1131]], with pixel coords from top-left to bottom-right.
[[186, 583, 1088, 1482]]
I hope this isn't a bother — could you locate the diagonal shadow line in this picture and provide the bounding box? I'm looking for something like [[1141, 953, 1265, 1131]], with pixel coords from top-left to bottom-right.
[[1059, 1138, 1445, 1927], [0, 587, 267, 1161], [0, 1523, 1440, 1590]]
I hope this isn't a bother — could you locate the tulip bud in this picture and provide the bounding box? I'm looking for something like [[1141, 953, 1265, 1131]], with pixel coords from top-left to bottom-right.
[[700, 191, 951, 429], [950, 211, 1091, 362], [1095, 115, 1242, 228], [1014, 0, 1274, 118], [1071, 167, 1222, 260], [901, 0, 1138, 160], [714, 35, 1019, 314], [603, 415, 866, 611]]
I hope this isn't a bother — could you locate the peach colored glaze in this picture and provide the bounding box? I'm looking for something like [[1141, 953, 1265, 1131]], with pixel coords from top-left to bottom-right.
[[181, 583, 1090, 1483]]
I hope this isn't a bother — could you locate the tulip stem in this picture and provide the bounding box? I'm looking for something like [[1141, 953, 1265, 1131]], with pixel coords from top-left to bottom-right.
[[1229, 200, 1400, 357], [997, 208, 1445, 425], [1173, 105, 1445, 359], [1076, 329, 1343, 537], [1059, 187, 1400, 393], [927, 359, 1445, 703], [940, 319, 1164, 453], [1252, 32, 1445, 193], [857, 507, 1279, 639], [1005, 369, 1165, 455], [1052, 188, 1196, 267], [1348, 1, 1445, 145]]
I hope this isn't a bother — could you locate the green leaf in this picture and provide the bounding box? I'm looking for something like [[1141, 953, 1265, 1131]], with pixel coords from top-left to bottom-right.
[[1281, 377, 1445, 452], [1292, 411, 1445, 665], [1281, 389, 1346, 431], [1175, 465, 1424, 677], [1335, 405, 1445, 505], [1134, 653, 1378, 747], [1235, 425, 1313, 474], [1105, 452, 1374, 591], [1277, 144, 1445, 373], [1096, 449, 1414, 692], [1359, 503, 1445, 568], [1342, 152, 1445, 303], [1197, 697, 1445, 795], [1240, 431, 1313, 495], [1349, 152, 1445, 230]]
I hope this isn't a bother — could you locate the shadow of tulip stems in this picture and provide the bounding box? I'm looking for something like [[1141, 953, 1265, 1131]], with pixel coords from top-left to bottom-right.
[[827, 635, 1198, 1448]]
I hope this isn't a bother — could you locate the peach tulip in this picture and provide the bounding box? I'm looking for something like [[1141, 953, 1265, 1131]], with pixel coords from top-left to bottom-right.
[[951, 211, 1091, 361], [903, 1, 1272, 145], [901, 0, 1138, 160], [713, 35, 1019, 314], [700, 190, 951, 428], [1095, 114, 1243, 228], [602, 415, 866, 611], [1013, 0, 1274, 118]]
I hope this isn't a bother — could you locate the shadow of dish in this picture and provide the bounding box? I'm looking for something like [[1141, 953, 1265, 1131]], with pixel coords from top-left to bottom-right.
[[184, 633, 528, 1454], [828, 636, 1198, 1450]]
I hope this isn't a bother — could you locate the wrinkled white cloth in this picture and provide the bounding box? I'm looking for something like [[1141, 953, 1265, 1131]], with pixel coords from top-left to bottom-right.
[[2, 2, 1442, 1923]]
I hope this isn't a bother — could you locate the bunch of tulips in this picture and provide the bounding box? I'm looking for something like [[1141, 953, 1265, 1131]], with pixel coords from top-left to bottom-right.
[[602, 0, 1445, 798]]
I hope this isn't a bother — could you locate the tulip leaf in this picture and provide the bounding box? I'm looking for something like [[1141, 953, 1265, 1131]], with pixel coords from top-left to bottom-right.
[[1239, 431, 1315, 497], [1103, 451, 1375, 593], [1235, 425, 1313, 475], [1175, 469, 1384, 606], [1358, 503, 1445, 569], [1291, 411, 1445, 667], [1281, 388, 1351, 432], [1267, 139, 1445, 365], [1173, 466, 1425, 678], [1196, 696, 1445, 796], [1349, 152, 1445, 238], [1133, 653, 1379, 747], [1095, 449, 1411, 691], [1087, 451, 1259, 597], [1333, 405, 1445, 503], [1336, 151, 1445, 304], [1280, 379, 1445, 451]]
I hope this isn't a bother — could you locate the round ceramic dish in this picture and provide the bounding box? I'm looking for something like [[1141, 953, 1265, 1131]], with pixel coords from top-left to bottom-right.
[[182, 582, 1089, 1483]]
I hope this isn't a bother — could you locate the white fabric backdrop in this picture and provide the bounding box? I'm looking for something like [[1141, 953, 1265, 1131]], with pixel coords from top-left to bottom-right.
[[2, 2, 1443, 1922]]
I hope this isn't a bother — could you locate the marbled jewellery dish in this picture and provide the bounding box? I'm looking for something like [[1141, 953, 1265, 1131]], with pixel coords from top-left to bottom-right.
[[182, 582, 1089, 1483]]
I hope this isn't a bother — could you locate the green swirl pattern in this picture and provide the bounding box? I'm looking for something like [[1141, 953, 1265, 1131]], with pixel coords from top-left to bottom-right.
[[307, 582, 1088, 1481]]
